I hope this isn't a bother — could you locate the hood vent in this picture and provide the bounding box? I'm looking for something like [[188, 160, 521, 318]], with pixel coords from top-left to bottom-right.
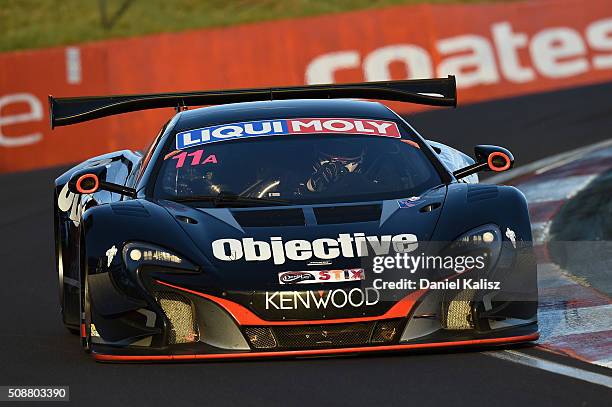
[[110, 201, 150, 217], [233, 209, 305, 227], [314, 204, 381, 225], [467, 185, 499, 202]]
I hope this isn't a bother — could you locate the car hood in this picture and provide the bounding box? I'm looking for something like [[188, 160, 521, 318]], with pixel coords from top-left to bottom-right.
[[159, 185, 447, 290]]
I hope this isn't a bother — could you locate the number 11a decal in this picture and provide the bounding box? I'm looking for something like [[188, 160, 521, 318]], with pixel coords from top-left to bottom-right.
[[172, 150, 218, 168]]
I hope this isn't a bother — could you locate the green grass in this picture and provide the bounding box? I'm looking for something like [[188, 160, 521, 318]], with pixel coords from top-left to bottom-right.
[[0, 0, 514, 53]]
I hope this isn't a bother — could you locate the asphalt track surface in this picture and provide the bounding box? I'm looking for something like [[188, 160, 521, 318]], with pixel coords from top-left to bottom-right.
[[1, 83, 612, 406]]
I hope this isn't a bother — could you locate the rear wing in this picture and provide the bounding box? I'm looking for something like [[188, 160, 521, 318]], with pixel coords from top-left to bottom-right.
[[49, 76, 456, 128]]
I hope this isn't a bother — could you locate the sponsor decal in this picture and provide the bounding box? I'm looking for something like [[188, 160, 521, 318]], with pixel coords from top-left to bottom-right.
[[56, 160, 112, 226], [57, 183, 82, 225], [212, 233, 418, 265], [105, 245, 117, 267], [305, 17, 612, 89], [175, 118, 401, 149], [166, 149, 218, 168], [398, 196, 421, 208], [265, 287, 380, 310], [57, 182, 94, 226], [397, 201, 415, 208], [505, 227, 517, 248], [278, 268, 365, 285], [278, 271, 315, 284]]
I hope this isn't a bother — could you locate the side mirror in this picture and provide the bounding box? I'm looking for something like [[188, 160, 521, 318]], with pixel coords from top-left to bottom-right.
[[68, 165, 136, 198], [453, 145, 514, 180]]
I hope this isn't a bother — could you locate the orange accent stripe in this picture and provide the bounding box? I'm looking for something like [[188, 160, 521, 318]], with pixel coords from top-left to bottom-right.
[[401, 139, 420, 149], [92, 333, 539, 362], [80, 323, 86, 338], [163, 150, 180, 160], [154, 279, 426, 326]]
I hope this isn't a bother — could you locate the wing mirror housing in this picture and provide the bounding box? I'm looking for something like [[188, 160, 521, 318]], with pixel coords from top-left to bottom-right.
[[453, 145, 514, 180], [68, 165, 136, 198]]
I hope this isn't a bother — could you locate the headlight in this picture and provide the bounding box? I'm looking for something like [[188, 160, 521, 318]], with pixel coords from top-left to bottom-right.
[[448, 224, 502, 272], [122, 242, 198, 271]]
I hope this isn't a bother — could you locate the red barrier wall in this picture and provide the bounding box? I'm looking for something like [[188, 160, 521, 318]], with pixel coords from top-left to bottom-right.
[[1, 0, 611, 173]]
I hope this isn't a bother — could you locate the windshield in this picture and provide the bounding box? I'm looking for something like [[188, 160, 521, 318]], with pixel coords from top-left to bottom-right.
[[154, 132, 442, 205]]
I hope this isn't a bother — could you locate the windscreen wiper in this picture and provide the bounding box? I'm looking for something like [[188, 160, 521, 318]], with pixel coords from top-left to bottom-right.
[[173, 192, 291, 207]]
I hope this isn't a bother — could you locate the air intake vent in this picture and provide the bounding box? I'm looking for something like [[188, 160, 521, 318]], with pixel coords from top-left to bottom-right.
[[244, 320, 401, 350], [244, 327, 277, 349], [155, 291, 198, 344], [441, 289, 475, 330], [314, 204, 381, 225], [467, 185, 498, 202], [272, 322, 373, 348], [110, 201, 150, 217], [233, 209, 305, 227], [371, 319, 405, 343]]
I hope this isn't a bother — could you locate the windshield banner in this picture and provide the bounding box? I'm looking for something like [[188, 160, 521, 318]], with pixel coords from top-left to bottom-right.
[[176, 118, 401, 149]]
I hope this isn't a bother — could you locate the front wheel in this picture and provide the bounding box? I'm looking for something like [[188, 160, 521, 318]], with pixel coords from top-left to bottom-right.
[[80, 271, 92, 352], [58, 240, 79, 336], [55, 197, 81, 335], [79, 238, 92, 353]]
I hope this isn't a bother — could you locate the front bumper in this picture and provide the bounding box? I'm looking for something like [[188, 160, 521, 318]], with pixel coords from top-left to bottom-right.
[[92, 331, 539, 362], [88, 275, 539, 362]]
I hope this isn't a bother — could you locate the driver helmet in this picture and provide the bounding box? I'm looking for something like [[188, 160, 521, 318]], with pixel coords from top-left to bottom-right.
[[314, 139, 365, 173]]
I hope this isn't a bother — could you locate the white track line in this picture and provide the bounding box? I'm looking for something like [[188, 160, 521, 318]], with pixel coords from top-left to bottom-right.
[[597, 359, 612, 369], [484, 350, 612, 389]]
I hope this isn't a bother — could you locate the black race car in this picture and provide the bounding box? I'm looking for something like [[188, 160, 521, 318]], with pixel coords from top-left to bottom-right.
[[51, 77, 538, 361]]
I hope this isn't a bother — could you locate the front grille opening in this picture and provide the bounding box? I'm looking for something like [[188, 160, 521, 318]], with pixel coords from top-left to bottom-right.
[[244, 320, 402, 350], [314, 204, 381, 224], [274, 323, 372, 348], [371, 319, 404, 343], [244, 327, 277, 349], [155, 291, 199, 344]]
